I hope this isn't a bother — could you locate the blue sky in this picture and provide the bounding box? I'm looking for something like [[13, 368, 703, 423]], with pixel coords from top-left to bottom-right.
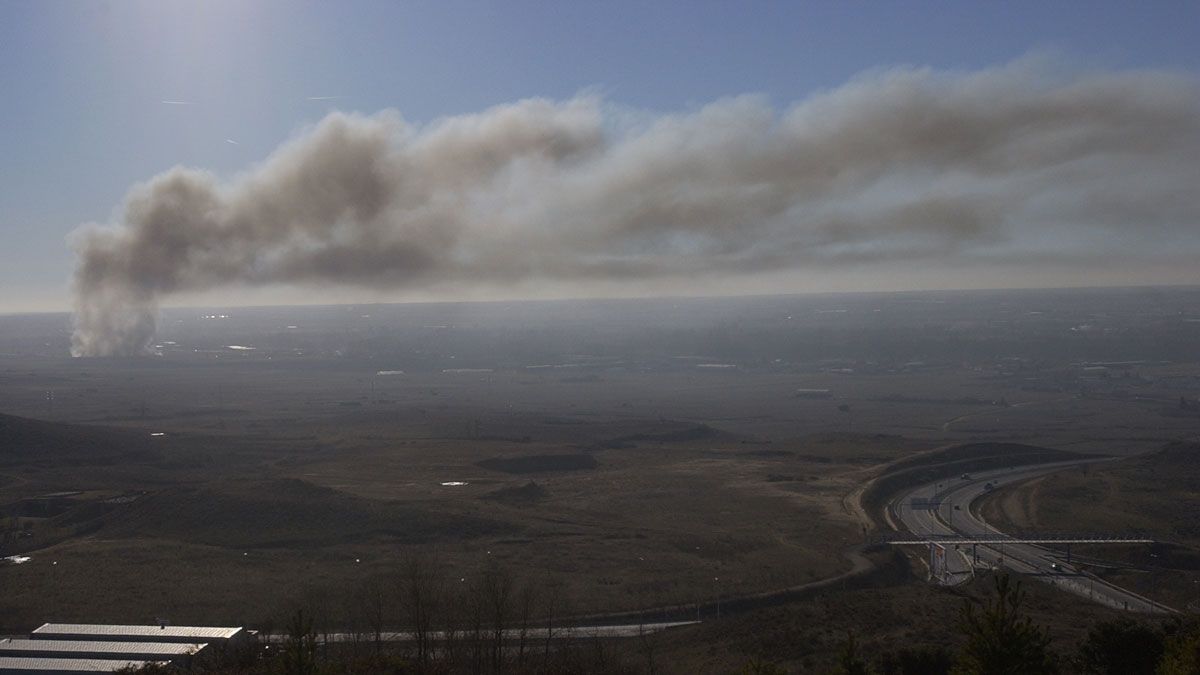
[[2, 0, 1199, 313]]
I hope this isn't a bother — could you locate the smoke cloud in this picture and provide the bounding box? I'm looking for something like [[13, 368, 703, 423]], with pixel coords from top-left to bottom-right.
[[71, 58, 1200, 356]]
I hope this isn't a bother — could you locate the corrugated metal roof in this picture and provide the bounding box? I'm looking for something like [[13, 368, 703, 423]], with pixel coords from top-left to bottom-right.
[[0, 638, 205, 656], [0, 656, 168, 672], [31, 623, 242, 640]]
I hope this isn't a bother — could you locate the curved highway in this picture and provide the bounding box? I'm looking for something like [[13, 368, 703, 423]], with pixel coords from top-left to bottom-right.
[[891, 460, 1171, 613]]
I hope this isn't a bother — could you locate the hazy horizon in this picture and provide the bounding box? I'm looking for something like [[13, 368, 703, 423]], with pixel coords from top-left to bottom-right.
[[3, 3, 1199, 333], [6, 279, 1200, 320]]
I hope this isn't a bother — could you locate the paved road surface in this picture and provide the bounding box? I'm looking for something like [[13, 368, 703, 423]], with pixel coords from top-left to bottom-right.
[[263, 621, 700, 644], [893, 460, 1171, 613]]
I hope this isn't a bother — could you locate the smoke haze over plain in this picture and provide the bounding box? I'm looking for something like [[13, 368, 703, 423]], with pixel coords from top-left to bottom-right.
[[70, 58, 1200, 356]]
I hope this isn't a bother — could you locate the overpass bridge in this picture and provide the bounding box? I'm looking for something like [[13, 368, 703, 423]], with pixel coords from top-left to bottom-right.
[[878, 533, 1155, 560], [878, 534, 1155, 570]]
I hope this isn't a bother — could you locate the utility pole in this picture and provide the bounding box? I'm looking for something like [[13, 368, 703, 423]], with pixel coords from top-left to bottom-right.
[[714, 577, 720, 619]]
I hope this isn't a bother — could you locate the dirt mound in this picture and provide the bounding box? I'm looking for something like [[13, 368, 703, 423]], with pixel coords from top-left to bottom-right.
[[482, 481, 549, 506], [1147, 441, 1200, 466], [598, 423, 724, 449], [103, 478, 507, 548], [0, 412, 159, 466], [477, 453, 597, 474]]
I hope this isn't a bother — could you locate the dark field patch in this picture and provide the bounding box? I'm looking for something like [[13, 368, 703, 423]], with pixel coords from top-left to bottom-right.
[[477, 453, 597, 474], [101, 478, 507, 548], [0, 412, 160, 466], [598, 423, 723, 449]]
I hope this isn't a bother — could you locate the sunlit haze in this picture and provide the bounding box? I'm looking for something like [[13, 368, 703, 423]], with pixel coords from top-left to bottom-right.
[[2, 1, 1198, 316]]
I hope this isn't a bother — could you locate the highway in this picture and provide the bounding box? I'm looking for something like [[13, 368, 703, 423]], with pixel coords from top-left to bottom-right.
[[891, 460, 1171, 613]]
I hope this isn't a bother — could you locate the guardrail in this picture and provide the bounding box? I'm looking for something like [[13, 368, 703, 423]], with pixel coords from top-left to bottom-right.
[[873, 532, 1155, 546]]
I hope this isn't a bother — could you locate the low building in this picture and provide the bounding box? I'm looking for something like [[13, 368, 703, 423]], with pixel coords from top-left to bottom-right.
[[29, 623, 245, 645], [0, 656, 167, 674], [0, 624, 251, 674], [0, 638, 205, 664]]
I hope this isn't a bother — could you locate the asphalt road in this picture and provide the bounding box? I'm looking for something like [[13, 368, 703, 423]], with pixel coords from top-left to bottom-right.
[[263, 621, 700, 644], [893, 460, 1171, 613]]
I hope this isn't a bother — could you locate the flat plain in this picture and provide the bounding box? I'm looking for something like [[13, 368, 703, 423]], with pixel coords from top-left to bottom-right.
[[2, 288, 1199, 631]]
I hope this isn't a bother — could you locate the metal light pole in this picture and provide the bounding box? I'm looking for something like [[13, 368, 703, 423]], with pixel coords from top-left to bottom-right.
[[713, 577, 720, 619], [1149, 552, 1160, 609]]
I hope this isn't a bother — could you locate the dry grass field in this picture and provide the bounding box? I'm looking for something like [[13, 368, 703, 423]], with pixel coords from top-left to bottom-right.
[[981, 441, 1200, 610], [0, 396, 900, 629]]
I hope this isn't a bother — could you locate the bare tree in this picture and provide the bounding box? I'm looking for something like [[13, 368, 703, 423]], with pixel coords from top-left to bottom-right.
[[482, 560, 515, 673], [339, 582, 368, 657], [399, 551, 444, 667], [461, 575, 487, 675], [352, 576, 389, 656], [635, 590, 663, 674], [299, 585, 335, 653], [514, 581, 539, 670], [439, 580, 465, 672], [280, 608, 318, 675], [541, 578, 569, 667]]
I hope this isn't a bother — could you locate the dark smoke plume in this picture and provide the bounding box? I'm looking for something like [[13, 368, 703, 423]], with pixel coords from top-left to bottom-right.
[[71, 59, 1200, 356]]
